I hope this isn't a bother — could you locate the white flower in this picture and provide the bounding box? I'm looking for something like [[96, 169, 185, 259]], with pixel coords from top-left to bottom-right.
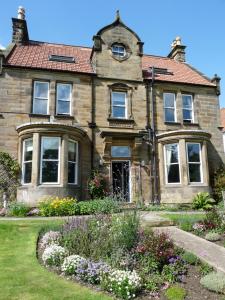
[[42, 244, 67, 266], [61, 255, 87, 275], [40, 231, 61, 249]]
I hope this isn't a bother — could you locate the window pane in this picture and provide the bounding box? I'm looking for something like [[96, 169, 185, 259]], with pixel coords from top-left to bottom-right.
[[189, 164, 201, 182], [24, 162, 32, 183], [112, 93, 126, 105], [112, 106, 125, 118], [34, 82, 49, 98], [111, 146, 131, 157], [167, 164, 180, 183], [68, 162, 76, 184], [57, 100, 70, 114], [166, 144, 178, 163], [182, 95, 192, 108], [68, 141, 77, 162], [187, 144, 200, 162], [33, 99, 48, 114], [57, 84, 71, 100], [165, 108, 175, 122], [42, 137, 59, 159], [24, 140, 33, 161], [164, 93, 175, 107], [183, 109, 192, 121], [42, 161, 58, 182]]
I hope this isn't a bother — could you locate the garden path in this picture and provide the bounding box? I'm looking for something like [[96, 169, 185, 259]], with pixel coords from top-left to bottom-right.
[[153, 226, 225, 274]]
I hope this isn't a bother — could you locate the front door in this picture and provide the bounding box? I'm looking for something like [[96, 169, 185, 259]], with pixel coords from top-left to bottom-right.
[[112, 161, 130, 202]]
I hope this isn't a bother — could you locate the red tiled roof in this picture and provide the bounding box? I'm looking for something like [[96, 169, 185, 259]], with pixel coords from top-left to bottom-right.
[[5, 41, 215, 87], [220, 108, 225, 131]]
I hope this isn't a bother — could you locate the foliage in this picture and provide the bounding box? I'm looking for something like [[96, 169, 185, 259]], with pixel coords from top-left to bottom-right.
[[200, 272, 225, 294], [78, 197, 120, 215], [162, 256, 187, 283], [212, 167, 225, 202], [88, 171, 108, 199], [181, 251, 200, 265], [164, 285, 186, 300], [192, 222, 206, 235], [7, 202, 30, 217], [165, 213, 205, 226], [192, 192, 216, 210], [38, 197, 78, 216], [204, 208, 223, 229], [205, 231, 221, 242], [179, 220, 193, 232], [61, 212, 139, 263], [101, 269, 142, 299], [39, 231, 62, 249], [77, 260, 111, 284], [199, 263, 214, 276], [42, 244, 67, 266], [144, 273, 164, 292]]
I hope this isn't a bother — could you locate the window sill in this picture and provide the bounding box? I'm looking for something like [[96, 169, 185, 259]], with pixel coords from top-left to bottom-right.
[[108, 117, 134, 129], [183, 122, 199, 126], [164, 122, 181, 125], [54, 115, 74, 120], [29, 113, 50, 118]]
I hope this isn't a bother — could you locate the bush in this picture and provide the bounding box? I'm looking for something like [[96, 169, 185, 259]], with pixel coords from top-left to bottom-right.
[[101, 269, 142, 299], [192, 192, 215, 210], [181, 251, 200, 265], [179, 220, 193, 232], [40, 231, 62, 250], [199, 263, 214, 276], [39, 197, 78, 216], [205, 231, 221, 242], [42, 244, 67, 266], [200, 272, 225, 294], [144, 273, 164, 292], [61, 255, 87, 275], [7, 202, 30, 217], [162, 256, 187, 283], [213, 167, 225, 202], [204, 208, 222, 229], [78, 198, 120, 215], [164, 285, 186, 300], [88, 171, 108, 199]]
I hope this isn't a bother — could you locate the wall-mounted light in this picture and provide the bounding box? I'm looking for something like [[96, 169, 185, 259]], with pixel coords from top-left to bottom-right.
[[140, 160, 145, 167]]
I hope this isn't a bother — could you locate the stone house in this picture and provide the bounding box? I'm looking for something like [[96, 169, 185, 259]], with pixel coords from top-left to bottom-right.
[[220, 108, 225, 152], [0, 7, 224, 206]]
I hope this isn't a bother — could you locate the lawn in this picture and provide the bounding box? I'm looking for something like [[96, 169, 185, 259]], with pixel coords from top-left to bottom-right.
[[0, 220, 111, 300], [164, 213, 206, 224]]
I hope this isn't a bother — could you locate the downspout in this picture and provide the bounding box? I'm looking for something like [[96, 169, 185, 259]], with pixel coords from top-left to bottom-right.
[[150, 67, 159, 204], [88, 76, 96, 170]]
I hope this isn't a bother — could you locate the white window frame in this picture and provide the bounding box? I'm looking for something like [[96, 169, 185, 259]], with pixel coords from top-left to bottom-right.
[[186, 142, 203, 184], [112, 44, 126, 57], [32, 81, 49, 114], [40, 136, 61, 185], [111, 91, 127, 119], [164, 143, 181, 184], [182, 94, 194, 123], [163, 93, 177, 122], [56, 83, 72, 115], [68, 139, 78, 185], [22, 138, 33, 185]]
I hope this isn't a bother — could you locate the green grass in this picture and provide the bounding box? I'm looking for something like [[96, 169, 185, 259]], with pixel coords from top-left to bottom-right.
[[164, 285, 186, 300], [164, 213, 205, 224], [0, 220, 111, 300]]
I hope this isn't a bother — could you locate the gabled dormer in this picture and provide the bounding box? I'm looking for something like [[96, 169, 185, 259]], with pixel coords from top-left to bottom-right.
[[91, 11, 144, 81]]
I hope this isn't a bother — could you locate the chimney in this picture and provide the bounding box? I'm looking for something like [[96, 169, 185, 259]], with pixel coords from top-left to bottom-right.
[[12, 6, 29, 44], [168, 36, 186, 62], [211, 74, 221, 96]]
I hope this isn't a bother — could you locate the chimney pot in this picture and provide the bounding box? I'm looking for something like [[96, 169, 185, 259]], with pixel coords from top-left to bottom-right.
[[168, 36, 186, 62], [18, 6, 25, 20]]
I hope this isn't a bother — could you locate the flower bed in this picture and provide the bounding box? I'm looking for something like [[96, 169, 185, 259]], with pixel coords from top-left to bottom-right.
[[38, 212, 223, 299]]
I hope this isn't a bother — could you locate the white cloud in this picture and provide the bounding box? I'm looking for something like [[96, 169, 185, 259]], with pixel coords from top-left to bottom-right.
[[0, 44, 5, 50]]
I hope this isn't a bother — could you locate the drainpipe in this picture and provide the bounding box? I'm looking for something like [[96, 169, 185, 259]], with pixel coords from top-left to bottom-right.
[[88, 76, 96, 170]]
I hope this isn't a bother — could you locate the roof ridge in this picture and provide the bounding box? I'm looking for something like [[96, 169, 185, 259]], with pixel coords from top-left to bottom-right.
[[184, 62, 214, 85], [28, 40, 93, 50]]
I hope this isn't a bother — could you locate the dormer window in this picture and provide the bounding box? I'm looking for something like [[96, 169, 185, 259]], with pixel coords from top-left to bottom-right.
[[112, 44, 126, 57]]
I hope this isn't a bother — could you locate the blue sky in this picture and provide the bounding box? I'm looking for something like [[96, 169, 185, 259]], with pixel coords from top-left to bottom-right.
[[1, 0, 225, 107]]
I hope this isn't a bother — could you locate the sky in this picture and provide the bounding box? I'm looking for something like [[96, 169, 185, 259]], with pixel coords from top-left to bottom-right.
[[1, 0, 225, 107]]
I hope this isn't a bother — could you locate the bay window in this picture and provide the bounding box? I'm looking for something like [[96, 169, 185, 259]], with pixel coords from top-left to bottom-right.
[[182, 94, 193, 123], [68, 140, 78, 184], [22, 138, 33, 184], [164, 143, 180, 183], [40, 137, 60, 184], [112, 91, 127, 118], [187, 143, 202, 183], [164, 93, 176, 122], [33, 81, 49, 114], [56, 83, 72, 115]]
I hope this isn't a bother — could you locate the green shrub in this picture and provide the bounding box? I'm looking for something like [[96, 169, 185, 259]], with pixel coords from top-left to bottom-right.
[[200, 272, 225, 294], [181, 251, 200, 265], [78, 198, 120, 215], [8, 202, 30, 217], [213, 167, 225, 202], [38, 197, 78, 216], [192, 192, 216, 210], [87, 171, 108, 199], [164, 285, 186, 300], [205, 231, 221, 242], [199, 263, 214, 276], [144, 273, 164, 292], [179, 220, 193, 232]]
